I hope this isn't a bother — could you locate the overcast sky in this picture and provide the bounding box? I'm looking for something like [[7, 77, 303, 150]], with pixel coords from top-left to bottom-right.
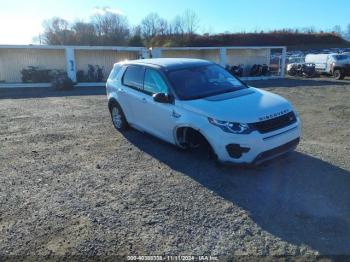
[[0, 0, 349, 44]]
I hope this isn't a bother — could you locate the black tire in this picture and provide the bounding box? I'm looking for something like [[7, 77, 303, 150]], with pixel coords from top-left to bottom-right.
[[109, 102, 128, 131], [287, 70, 297, 76], [303, 72, 315, 78], [333, 69, 344, 80]]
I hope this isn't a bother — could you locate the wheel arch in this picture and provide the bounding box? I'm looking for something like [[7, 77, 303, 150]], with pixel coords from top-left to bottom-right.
[[333, 67, 345, 80], [108, 97, 120, 112], [333, 67, 344, 73], [173, 124, 216, 153]]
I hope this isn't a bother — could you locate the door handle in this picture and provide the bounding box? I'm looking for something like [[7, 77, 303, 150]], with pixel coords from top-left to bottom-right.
[[141, 98, 147, 103], [118, 88, 125, 93]]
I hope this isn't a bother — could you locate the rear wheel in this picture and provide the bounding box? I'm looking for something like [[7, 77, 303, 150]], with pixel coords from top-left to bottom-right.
[[333, 69, 344, 80], [110, 102, 128, 131]]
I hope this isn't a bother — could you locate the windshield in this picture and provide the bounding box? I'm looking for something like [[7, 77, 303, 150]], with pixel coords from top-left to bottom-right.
[[167, 64, 247, 100]]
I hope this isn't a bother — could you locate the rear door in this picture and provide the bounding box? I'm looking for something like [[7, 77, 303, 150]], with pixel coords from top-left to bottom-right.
[[121, 65, 145, 128], [107, 64, 131, 115]]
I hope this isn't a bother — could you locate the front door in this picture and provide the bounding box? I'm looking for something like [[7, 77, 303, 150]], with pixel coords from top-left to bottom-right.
[[137, 68, 177, 144]]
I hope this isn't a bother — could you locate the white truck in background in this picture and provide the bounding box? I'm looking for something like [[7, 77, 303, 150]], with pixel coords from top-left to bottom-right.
[[305, 53, 350, 80]]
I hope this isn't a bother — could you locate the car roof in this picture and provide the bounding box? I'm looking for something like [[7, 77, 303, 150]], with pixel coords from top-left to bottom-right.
[[119, 58, 213, 71]]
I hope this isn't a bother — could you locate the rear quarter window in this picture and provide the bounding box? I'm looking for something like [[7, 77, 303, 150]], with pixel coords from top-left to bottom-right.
[[122, 66, 144, 89], [108, 64, 122, 80]]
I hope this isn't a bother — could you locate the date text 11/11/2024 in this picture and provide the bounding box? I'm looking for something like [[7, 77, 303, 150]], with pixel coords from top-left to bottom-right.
[[127, 255, 219, 261]]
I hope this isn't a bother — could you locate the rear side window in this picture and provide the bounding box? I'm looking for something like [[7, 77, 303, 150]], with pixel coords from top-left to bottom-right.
[[122, 66, 144, 89]]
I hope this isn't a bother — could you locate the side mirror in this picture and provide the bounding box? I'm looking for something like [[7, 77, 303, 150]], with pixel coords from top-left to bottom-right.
[[152, 93, 171, 103]]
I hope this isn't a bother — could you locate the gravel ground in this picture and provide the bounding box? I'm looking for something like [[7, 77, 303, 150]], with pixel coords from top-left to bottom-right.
[[0, 78, 350, 259]]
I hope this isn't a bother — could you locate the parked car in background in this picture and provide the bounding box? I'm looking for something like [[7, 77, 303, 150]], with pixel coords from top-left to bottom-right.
[[305, 53, 350, 80], [106, 58, 301, 165]]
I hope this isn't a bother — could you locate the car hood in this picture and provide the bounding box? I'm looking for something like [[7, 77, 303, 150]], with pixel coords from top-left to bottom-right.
[[178, 87, 293, 123]]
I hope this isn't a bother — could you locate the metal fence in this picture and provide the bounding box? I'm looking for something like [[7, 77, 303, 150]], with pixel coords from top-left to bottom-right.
[[0, 45, 286, 87], [152, 46, 286, 80], [0, 45, 147, 84]]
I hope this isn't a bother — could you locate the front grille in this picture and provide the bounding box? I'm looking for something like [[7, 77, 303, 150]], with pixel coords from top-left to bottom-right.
[[251, 111, 297, 134], [253, 138, 300, 165]]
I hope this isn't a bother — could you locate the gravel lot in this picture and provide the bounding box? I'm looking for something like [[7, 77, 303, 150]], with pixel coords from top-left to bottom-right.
[[0, 78, 350, 259]]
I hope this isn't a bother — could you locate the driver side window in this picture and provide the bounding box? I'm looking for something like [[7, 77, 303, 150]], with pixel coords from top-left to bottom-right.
[[144, 69, 168, 95]]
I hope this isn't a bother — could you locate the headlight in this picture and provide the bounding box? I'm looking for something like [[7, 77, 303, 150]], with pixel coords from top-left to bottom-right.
[[208, 117, 253, 134]]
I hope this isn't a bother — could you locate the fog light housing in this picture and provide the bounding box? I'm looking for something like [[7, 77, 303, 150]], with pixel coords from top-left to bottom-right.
[[226, 144, 250, 158]]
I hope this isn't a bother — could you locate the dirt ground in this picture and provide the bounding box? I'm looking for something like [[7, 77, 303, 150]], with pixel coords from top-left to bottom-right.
[[0, 77, 350, 259]]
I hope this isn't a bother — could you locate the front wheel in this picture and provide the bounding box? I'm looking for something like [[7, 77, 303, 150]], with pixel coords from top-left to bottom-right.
[[110, 103, 128, 131], [333, 69, 344, 80]]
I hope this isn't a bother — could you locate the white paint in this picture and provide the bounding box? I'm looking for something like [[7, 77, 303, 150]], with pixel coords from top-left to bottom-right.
[[281, 47, 287, 78], [65, 48, 77, 82], [219, 48, 227, 67]]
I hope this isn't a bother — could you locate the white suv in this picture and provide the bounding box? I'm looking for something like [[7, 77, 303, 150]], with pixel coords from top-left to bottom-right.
[[106, 58, 301, 165]]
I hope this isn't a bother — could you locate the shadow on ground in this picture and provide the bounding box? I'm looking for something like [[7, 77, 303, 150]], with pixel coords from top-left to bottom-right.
[[123, 129, 350, 255], [246, 77, 350, 88], [0, 86, 106, 99]]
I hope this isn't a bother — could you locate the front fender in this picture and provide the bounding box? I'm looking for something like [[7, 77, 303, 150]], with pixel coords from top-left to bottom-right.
[[172, 111, 217, 151]]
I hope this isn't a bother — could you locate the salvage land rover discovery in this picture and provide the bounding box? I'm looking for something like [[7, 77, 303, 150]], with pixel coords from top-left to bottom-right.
[[106, 58, 301, 165]]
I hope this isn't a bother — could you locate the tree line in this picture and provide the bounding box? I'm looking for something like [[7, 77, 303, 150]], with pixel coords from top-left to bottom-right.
[[38, 9, 350, 47], [39, 9, 200, 46]]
